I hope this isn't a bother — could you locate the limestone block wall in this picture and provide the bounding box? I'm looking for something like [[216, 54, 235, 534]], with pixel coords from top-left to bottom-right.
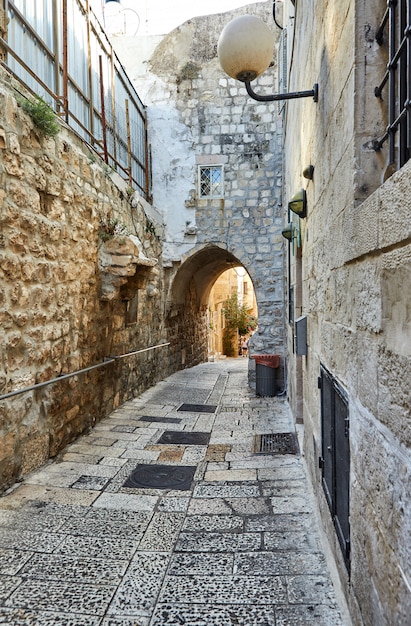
[[0, 72, 182, 491], [112, 3, 286, 384], [282, 0, 411, 623]]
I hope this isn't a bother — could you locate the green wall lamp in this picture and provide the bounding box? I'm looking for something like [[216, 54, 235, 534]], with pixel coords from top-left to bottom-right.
[[282, 223, 296, 241], [288, 189, 307, 218]]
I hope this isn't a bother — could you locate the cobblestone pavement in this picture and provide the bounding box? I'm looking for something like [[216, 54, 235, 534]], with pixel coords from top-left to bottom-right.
[[0, 358, 351, 625]]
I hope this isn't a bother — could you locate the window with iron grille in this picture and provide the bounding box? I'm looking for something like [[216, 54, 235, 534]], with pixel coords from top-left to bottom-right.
[[198, 165, 223, 198], [374, 0, 411, 169]]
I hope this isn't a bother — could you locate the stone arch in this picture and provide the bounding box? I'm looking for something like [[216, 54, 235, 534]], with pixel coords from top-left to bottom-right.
[[167, 242, 250, 310], [165, 241, 286, 389]]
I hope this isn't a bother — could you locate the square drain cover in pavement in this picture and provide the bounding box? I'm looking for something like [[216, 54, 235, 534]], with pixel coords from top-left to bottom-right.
[[123, 464, 196, 490], [157, 431, 211, 445], [138, 416, 182, 424], [254, 432, 300, 455], [178, 403, 217, 413]]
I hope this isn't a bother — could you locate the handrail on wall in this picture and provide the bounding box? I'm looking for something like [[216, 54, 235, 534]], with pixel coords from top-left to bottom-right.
[[0, 342, 170, 401]]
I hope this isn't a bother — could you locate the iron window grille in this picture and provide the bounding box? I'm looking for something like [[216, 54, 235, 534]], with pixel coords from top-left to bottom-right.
[[374, 0, 411, 168], [198, 165, 224, 199]]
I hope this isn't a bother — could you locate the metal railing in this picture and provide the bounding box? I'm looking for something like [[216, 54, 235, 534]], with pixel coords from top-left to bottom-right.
[[0, 343, 170, 401], [374, 0, 411, 168], [1, 0, 151, 199]]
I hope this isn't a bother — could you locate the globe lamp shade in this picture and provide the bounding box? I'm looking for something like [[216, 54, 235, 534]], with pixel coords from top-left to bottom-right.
[[217, 15, 275, 82]]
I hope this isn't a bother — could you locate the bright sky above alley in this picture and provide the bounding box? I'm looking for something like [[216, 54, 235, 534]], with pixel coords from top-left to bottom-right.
[[92, 0, 265, 36]]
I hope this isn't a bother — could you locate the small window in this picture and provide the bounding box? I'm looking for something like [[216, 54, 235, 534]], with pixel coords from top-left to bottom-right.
[[198, 165, 223, 198]]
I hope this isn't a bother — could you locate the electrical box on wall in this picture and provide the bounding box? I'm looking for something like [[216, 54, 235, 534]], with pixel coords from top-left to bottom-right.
[[295, 315, 307, 355]]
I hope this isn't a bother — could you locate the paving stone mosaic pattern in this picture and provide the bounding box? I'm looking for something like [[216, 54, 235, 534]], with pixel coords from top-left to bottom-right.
[[0, 359, 350, 625]]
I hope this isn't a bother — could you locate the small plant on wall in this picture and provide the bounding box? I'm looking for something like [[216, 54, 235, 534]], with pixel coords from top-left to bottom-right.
[[99, 218, 130, 243], [17, 94, 60, 138]]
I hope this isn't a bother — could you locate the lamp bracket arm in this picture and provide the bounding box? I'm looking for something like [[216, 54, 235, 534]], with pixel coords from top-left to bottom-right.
[[245, 81, 318, 103]]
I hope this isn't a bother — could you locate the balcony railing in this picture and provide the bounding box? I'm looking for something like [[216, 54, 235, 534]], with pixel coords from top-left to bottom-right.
[[1, 0, 151, 199]]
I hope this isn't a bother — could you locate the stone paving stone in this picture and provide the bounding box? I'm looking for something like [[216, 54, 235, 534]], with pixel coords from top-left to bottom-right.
[[158, 574, 287, 604], [181, 446, 208, 463], [0, 549, 32, 575], [286, 575, 339, 604], [98, 457, 129, 467], [53, 534, 140, 560], [137, 512, 185, 551], [107, 553, 169, 618], [0, 509, 66, 533], [0, 576, 22, 602], [168, 553, 234, 576], [4, 579, 116, 615], [102, 618, 150, 626], [270, 495, 314, 514], [205, 467, 258, 481], [18, 553, 128, 584], [70, 475, 111, 490], [193, 483, 260, 498], [158, 448, 184, 462], [245, 514, 312, 533], [263, 529, 322, 552], [150, 603, 276, 625], [261, 479, 309, 497], [92, 492, 158, 512], [258, 466, 306, 480], [183, 514, 244, 532], [0, 529, 65, 553], [60, 452, 103, 464], [0, 608, 102, 625], [58, 509, 152, 537], [275, 604, 344, 625], [205, 444, 232, 461], [157, 496, 190, 512], [175, 531, 261, 553], [234, 551, 328, 576], [62, 443, 126, 458]]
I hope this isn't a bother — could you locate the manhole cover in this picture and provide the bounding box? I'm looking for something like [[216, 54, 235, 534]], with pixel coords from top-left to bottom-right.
[[254, 432, 300, 455], [178, 404, 217, 413], [138, 416, 182, 424], [157, 431, 211, 445], [123, 464, 196, 490]]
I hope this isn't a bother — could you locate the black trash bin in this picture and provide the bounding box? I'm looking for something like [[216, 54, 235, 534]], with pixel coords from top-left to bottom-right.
[[252, 354, 280, 397]]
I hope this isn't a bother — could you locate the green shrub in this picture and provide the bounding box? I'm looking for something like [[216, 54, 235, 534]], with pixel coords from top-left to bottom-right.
[[19, 95, 60, 138]]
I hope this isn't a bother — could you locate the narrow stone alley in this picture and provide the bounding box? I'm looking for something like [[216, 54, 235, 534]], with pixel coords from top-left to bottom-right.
[[0, 359, 351, 625]]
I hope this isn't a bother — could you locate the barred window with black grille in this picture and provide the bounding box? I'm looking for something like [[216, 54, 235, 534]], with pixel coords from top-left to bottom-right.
[[374, 0, 411, 169]]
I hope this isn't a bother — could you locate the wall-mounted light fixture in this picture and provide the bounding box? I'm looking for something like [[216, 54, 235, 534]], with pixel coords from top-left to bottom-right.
[[281, 223, 296, 241], [288, 189, 307, 218], [217, 15, 318, 103], [303, 165, 314, 180]]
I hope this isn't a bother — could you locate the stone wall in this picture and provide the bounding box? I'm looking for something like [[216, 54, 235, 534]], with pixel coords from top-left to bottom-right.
[[0, 71, 175, 491], [111, 3, 286, 388], [282, 0, 411, 623]]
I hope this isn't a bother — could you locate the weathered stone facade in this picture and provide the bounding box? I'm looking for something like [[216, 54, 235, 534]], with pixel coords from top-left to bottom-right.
[[112, 2, 286, 389], [282, 0, 411, 623], [0, 68, 208, 490]]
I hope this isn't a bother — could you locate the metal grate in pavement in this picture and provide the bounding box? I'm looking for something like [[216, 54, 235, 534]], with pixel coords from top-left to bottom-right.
[[138, 416, 182, 424], [178, 403, 217, 413], [123, 464, 196, 490], [157, 431, 211, 445], [254, 432, 300, 455]]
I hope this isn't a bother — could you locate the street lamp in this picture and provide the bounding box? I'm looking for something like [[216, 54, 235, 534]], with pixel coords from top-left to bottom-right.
[[217, 15, 318, 103]]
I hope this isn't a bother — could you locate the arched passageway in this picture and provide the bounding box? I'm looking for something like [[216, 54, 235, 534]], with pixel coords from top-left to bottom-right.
[[165, 243, 285, 391]]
